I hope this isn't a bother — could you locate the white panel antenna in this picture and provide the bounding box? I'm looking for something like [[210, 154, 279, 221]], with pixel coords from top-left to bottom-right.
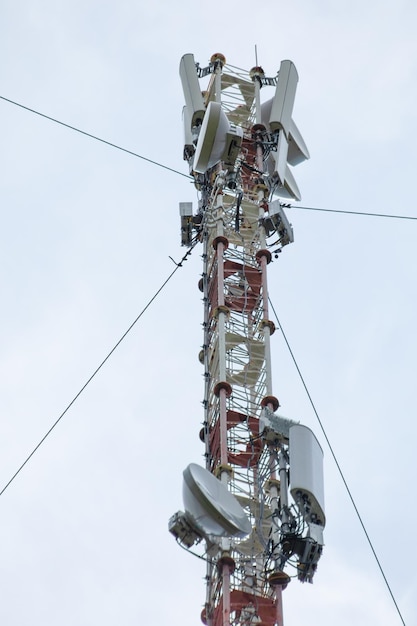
[[261, 101, 310, 167], [282, 166, 302, 202], [266, 152, 302, 201], [179, 53, 206, 129], [193, 101, 243, 174], [289, 425, 326, 526], [182, 106, 194, 154], [287, 119, 310, 165], [274, 132, 289, 188], [268, 60, 298, 136]]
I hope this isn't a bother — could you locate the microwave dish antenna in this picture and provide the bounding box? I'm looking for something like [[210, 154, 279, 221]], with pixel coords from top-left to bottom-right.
[[183, 463, 251, 538]]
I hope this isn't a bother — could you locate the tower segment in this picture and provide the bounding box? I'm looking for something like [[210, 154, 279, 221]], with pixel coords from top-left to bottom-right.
[[170, 53, 325, 626]]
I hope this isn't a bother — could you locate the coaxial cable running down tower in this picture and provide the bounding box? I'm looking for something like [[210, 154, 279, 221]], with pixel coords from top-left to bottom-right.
[[169, 53, 325, 626]]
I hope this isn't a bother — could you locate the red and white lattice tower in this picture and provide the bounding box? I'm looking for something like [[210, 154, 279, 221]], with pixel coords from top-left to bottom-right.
[[170, 53, 325, 626]]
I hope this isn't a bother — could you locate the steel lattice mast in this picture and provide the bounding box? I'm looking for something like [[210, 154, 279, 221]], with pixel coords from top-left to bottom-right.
[[170, 53, 325, 626]]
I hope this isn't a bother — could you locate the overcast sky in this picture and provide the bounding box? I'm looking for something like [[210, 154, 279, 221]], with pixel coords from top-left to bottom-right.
[[0, 1, 416, 625]]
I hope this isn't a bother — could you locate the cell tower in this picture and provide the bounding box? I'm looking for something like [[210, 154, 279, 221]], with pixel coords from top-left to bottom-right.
[[169, 53, 325, 626]]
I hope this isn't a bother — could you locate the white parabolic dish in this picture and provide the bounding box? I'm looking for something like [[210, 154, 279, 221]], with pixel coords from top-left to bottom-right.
[[183, 463, 251, 538]]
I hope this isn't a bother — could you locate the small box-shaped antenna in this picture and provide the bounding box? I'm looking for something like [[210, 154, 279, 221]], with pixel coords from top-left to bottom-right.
[[179, 202, 194, 247]]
